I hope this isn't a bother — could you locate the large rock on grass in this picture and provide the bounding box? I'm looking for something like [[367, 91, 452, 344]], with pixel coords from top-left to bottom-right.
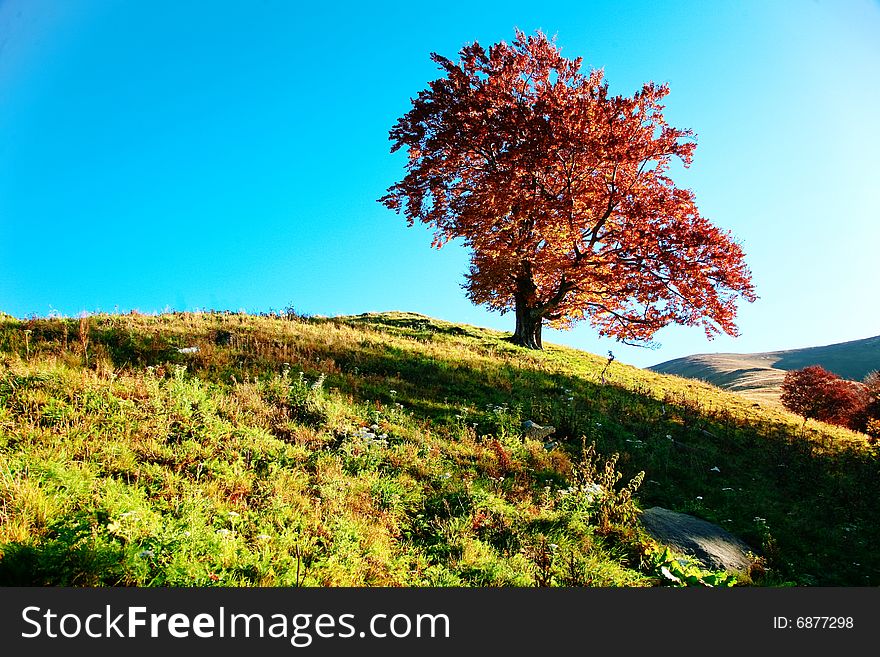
[[639, 507, 756, 573]]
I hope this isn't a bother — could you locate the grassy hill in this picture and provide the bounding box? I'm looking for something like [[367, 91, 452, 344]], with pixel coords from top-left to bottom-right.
[[0, 311, 877, 586], [650, 335, 880, 405]]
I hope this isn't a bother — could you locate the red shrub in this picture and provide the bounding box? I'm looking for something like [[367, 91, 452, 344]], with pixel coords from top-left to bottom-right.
[[864, 370, 880, 417], [780, 366, 870, 431]]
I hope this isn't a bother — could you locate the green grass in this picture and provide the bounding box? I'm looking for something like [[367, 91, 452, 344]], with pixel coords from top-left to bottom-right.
[[0, 310, 877, 586]]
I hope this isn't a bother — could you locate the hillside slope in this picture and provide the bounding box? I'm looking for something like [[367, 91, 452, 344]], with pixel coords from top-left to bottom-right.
[[650, 335, 880, 404], [0, 311, 877, 586]]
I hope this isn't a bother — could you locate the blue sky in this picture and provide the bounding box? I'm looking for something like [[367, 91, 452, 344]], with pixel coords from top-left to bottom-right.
[[1, 0, 878, 368]]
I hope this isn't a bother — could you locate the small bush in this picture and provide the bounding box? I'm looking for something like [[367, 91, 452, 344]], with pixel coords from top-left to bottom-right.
[[780, 366, 870, 431], [866, 418, 880, 443], [572, 440, 644, 534], [864, 371, 880, 424], [262, 369, 328, 428]]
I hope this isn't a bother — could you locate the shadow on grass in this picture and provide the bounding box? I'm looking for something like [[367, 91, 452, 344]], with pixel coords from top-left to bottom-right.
[[0, 517, 124, 586], [286, 331, 880, 586]]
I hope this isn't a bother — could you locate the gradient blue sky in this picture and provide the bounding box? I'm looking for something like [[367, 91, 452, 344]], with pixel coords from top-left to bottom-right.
[[1, 0, 878, 368]]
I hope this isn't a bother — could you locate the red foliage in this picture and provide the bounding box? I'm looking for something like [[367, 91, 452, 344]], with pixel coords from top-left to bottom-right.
[[380, 30, 756, 348], [780, 366, 871, 431], [488, 439, 512, 474], [864, 370, 880, 415]]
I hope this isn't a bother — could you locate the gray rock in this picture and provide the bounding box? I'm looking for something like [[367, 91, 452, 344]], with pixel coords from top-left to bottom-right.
[[522, 420, 555, 440], [639, 506, 756, 573]]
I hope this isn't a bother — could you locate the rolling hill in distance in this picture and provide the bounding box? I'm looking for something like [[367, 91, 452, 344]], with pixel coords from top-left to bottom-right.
[[649, 334, 880, 405]]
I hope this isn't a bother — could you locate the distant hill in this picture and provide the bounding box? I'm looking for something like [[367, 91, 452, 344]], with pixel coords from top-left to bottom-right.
[[649, 334, 880, 405]]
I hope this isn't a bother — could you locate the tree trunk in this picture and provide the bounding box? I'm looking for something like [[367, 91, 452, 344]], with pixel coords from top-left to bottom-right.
[[510, 295, 544, 349]]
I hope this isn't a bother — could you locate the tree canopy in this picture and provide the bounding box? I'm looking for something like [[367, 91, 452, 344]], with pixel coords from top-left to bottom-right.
[[780, 365, 871, 431], [381, 30, 756, 349]]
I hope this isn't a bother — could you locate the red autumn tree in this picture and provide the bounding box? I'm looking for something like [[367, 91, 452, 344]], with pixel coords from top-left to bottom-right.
[[380, 30, 756, 349], [861, 370, 880, 434], [780, 366, 870, 430], [864, 370, 880, 410]]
